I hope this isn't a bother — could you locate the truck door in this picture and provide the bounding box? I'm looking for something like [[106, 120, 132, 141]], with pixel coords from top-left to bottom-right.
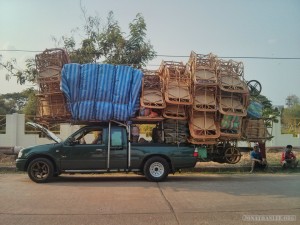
[[108, 127, 127, 169], [60, 127, 107, 170]]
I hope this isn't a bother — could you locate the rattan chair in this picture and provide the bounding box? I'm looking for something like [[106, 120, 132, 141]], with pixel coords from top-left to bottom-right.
[[189, 111, 220, 139]]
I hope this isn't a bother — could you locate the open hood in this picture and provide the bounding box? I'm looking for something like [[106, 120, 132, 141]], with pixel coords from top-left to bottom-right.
[[26, 122, 62, 143]]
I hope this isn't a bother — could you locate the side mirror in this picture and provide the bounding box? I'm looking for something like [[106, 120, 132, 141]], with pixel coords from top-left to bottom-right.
[[67, 137, 77, 146]]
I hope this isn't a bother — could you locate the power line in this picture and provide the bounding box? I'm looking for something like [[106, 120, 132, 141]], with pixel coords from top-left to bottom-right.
[[0, 49, 42, 53], [1, 49, 300, 60], [219, 56, 300, 60], [156, 55, 300, 60]]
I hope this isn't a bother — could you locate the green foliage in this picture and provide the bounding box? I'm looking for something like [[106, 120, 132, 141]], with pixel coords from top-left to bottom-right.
[[250, 94, 280, 125], [22, 89, 37, 115], [0, 98, 13, 114], [1, 10, 156, 85], [0, 88, 36, 115], [0, 58, 38, 85], [285, 95, 299, 107], [281, 103, 300, 134], [282, 104, 300, 118], [123, 13, 156, 68], [61, 11, 156, 68]]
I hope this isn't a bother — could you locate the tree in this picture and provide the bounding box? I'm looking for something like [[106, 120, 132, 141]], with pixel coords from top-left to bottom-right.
[[285, 95, 299, 108], [60, 11, 156, 67], [250, 94, 280, 125], [0, 88, 37, 115], [281, 102, 300, 135], [0, 57, 38, 85], [1, 10, 156, 85], [22, 89, 38, 115], [0, 98, 13, 115]]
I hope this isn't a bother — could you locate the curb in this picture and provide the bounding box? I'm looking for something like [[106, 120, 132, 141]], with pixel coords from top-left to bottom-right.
[[186, 166, 300, 173], [0, 166, 17, 172]]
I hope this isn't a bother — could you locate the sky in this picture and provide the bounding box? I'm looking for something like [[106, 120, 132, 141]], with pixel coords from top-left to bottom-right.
[[0, 0, 299, 106]]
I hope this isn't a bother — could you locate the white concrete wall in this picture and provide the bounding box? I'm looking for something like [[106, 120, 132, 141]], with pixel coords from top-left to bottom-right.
[[266, 117, 300, 147], [0, 114, 81, 148], [0, 113, 299, 148]]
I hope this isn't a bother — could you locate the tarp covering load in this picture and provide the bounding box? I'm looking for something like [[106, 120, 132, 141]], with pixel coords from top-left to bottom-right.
[[247, 101, 263, 119], [61, 64, 143, 122]]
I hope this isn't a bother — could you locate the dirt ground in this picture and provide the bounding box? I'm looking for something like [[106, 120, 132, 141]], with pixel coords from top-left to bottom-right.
[[199, 152, 283, 168], [0, 154, 16, 167]]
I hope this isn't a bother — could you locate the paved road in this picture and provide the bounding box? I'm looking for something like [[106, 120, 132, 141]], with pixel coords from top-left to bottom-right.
[[0, 173, 299, 225]]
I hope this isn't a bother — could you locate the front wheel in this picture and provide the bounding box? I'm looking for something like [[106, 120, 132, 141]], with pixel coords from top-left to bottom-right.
[[143, 157, 170, 182], [27, 158, 54, 183]]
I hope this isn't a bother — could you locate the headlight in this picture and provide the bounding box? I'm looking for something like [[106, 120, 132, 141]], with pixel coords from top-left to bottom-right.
[[17, 149, 24, 158]]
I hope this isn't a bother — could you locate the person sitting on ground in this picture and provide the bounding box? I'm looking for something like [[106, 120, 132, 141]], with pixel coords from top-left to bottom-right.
[[281, 145, 299, 169], [250, 143, 268, 173]]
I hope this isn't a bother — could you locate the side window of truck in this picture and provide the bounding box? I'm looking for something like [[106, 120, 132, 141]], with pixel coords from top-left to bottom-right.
[[78, 129, 103, 145], [111, 130, 122, 147]]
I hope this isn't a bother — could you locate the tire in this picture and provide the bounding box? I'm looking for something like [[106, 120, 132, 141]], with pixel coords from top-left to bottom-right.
[[143, 156, 170, 182], [247, 80, 262, 97], [224, 147, 242, 164], [27, 158, 54, 183]]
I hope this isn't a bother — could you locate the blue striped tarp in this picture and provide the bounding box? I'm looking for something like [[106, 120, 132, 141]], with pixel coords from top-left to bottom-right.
[[129, 69, 143, 117], [78, 64, 98, 120], [61, 63, 143, 122], [60, 63, 81, 119], [94, 64, 115, 121]]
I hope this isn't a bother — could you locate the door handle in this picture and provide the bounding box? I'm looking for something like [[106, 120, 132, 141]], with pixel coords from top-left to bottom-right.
[[95, 149, 103, 152]]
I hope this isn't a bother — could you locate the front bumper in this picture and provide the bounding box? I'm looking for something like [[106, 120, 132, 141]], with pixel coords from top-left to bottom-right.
[[15, 158, 28, 171]]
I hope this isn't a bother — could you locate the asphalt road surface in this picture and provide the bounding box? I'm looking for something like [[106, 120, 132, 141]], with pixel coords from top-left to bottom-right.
[[0, 173, 299, 225]]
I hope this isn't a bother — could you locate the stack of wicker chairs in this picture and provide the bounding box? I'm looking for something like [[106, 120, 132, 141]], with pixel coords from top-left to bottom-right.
[[217, 59, 249, 140], [242, 119, 272, 142], [138, 69, 166, 120], [162, 61, 193, 105], [35, 48, 71, 123], [159, 61, 192, 120], [188, 52, 220, 144], [156, 61, 192, 144]]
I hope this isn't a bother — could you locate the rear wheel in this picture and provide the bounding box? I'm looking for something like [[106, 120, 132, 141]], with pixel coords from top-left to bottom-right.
[[143, 157, 169, 182], [224, 147, 242, 164], [27, 158, 54, 183]]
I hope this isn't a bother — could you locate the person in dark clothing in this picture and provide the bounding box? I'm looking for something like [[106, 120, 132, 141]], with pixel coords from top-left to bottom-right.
[[250, 143, 268, 173]]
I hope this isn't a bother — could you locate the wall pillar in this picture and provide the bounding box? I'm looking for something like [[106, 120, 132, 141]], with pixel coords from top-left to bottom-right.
[[5, 113, 18, 146]]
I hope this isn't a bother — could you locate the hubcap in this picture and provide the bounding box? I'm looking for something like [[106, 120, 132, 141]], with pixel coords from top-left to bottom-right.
[[31, 162, 49, 180], [149, 162, 164, 178]]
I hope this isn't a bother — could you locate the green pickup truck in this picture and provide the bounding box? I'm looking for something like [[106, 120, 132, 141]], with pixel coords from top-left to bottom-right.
[[16, 122, 197, 183]]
